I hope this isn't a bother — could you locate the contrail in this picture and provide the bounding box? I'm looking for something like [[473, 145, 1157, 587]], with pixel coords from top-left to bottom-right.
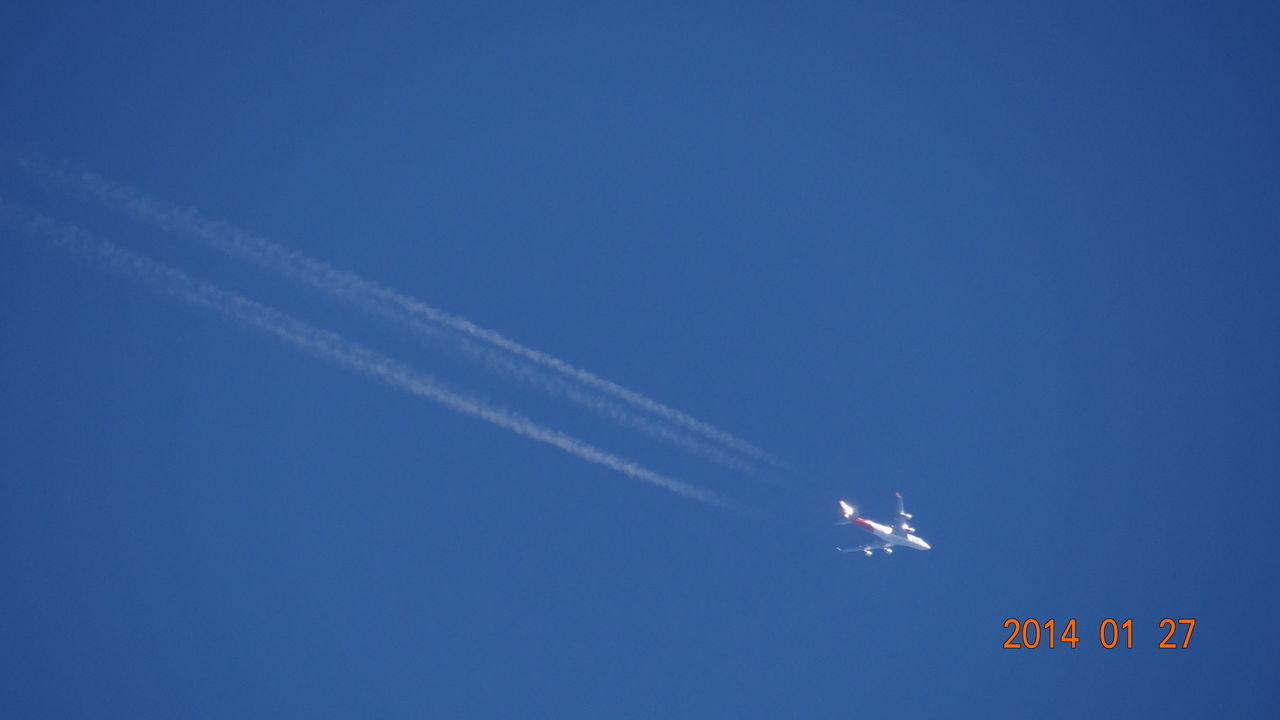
[[16, 156, 784, 470], [2, 201, 737, 510]]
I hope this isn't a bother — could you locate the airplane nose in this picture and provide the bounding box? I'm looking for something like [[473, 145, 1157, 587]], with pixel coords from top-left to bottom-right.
[[919, 540, 931, 550]]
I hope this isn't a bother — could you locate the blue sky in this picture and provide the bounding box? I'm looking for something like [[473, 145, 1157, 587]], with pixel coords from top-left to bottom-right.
[[3, 1, 1278, 717]]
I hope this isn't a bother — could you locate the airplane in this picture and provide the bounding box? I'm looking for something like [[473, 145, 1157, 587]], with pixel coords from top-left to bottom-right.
[[836, 492, 931, 556]]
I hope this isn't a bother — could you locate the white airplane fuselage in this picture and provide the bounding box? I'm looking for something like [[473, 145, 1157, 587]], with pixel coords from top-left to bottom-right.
[[853, 517, 931, 551]]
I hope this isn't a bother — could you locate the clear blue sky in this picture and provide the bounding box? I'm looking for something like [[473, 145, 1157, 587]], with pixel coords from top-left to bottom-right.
[[3, 1, 1278, 717]]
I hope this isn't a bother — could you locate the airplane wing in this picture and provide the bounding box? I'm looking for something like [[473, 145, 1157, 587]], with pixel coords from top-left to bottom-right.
[[836, 544, 880, 554], [894, 492, 915, 535]]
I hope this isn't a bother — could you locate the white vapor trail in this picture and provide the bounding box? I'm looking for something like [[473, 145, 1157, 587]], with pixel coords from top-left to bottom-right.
[[18, 157, 784, 470], [3, 202, 736, 509]]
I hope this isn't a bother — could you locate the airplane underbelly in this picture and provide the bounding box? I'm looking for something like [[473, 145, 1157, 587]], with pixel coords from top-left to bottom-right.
[[879, 532, 923, 549]]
